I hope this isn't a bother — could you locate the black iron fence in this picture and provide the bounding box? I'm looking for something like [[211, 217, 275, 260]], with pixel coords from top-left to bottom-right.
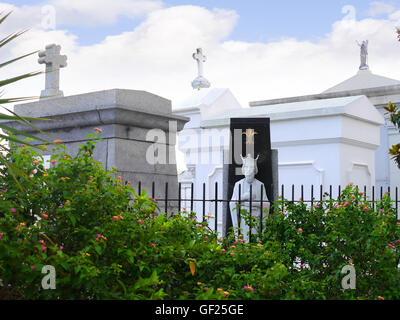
[[129, 181, 400, 236]]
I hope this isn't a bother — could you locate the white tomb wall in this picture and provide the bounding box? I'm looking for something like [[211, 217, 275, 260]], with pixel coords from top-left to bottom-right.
[[340, 143, 375, 189], [274, 142, 339, 200], [341, 116, 381, 147]]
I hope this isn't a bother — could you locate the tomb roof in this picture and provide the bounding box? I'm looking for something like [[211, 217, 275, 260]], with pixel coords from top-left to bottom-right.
[[323, 69, 400, 94]]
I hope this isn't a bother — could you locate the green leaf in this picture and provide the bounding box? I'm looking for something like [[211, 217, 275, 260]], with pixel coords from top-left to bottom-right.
[[94, 245, 102, 255], [0, 51, 39, 69], [0, 12, 12, 25], [117, 280, 127, 296], [0, 71, 42, 88], [67, 213, 77, 227], [0, 105, 55, 141]]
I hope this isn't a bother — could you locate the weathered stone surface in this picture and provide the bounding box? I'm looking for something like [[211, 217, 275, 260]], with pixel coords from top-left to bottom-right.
[[15, 89, 175, 117], [2, 89, 189, 214]]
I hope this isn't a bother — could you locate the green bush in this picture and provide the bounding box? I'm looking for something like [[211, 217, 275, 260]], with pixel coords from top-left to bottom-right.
[[0, 132, 399, 300], [261, 186, 400, 300]]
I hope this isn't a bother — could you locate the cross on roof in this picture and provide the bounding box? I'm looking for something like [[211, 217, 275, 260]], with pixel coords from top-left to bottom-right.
[[191, 48, 210, 90], [38, 43, 67, 99]]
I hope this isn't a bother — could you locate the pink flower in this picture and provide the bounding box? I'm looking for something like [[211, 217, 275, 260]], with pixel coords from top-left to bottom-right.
[[378, 296, 385, 300], [204, 287, 209, 291], [33, 160, 39, 165], [364, 207, 368, 211], [344, 202, 349, 207], [300, 264, 304, 268], [41, 246, 47, 251], [39, 240, 46, 245], [59, 246, 64, 250], [30, 265, 35, 270], [11, 208, 16, 213], [41, 213, 49, 219], [2, 189, 7, 193], [244, 286, 249, 290], [94, 127, 102, 133], [298, 228, 303, 233], [221, 249, 226, 253], [230, 252, 235, 256], [51, 160, 56, 164], [137, 220, 143, 224], [204, 236, 208, 240]]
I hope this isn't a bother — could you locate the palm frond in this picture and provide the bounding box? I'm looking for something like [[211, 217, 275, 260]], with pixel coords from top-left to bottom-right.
[[0, 71, 42, 88], [1, 106, 55, 140], [0, 11, 12, 25], [0, 96, 40, 104], [0, 29, 29, 49], [0, 50, 39, 69]]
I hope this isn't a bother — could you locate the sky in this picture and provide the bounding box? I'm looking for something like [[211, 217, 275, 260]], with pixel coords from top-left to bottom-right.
[[3, 0, 400, 108]]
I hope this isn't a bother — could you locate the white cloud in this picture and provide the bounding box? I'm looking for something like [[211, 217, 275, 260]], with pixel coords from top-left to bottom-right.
[[51, 0, 163, 26], [0, 0, 163, 32], [367, 1, 395, 17], [2, 4, 400, 112]]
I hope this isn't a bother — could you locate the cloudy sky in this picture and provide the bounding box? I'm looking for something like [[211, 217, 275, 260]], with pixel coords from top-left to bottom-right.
[[3, 0, 400, 108]]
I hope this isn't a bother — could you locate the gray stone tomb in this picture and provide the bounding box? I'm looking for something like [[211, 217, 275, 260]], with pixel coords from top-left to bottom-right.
[[4, 89, 189, 214]]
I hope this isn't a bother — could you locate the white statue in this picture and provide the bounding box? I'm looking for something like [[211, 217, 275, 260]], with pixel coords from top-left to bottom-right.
[[229, 154, 269, 241], [191, 48, 211, 89], [357, 40, 369, 70]]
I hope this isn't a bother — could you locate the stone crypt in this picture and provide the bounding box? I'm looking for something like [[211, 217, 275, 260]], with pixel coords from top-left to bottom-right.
[[2, 44, 189, 213]]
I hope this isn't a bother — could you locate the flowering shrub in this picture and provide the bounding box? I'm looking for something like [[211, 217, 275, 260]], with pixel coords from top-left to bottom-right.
[[0, 133, 288, 299], [0, 133, 399, 299], [260, 186, 400, 300]]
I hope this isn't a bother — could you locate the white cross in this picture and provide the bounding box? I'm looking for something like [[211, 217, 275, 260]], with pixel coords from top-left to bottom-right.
[[191, 48, 210, 89], [38, 44, 67, 99], [193, 48, 206, 77]]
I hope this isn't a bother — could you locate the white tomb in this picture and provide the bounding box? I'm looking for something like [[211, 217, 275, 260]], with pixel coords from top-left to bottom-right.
[[173, 87, 242, 234], [218, 95, 384, 199], [248, 43, 400, 191], [174, 44, 391, 219]]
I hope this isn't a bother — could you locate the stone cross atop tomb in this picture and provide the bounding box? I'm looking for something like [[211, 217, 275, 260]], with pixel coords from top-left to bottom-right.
[[38, 43, 67, 99], [191, 48, 211, 90]]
